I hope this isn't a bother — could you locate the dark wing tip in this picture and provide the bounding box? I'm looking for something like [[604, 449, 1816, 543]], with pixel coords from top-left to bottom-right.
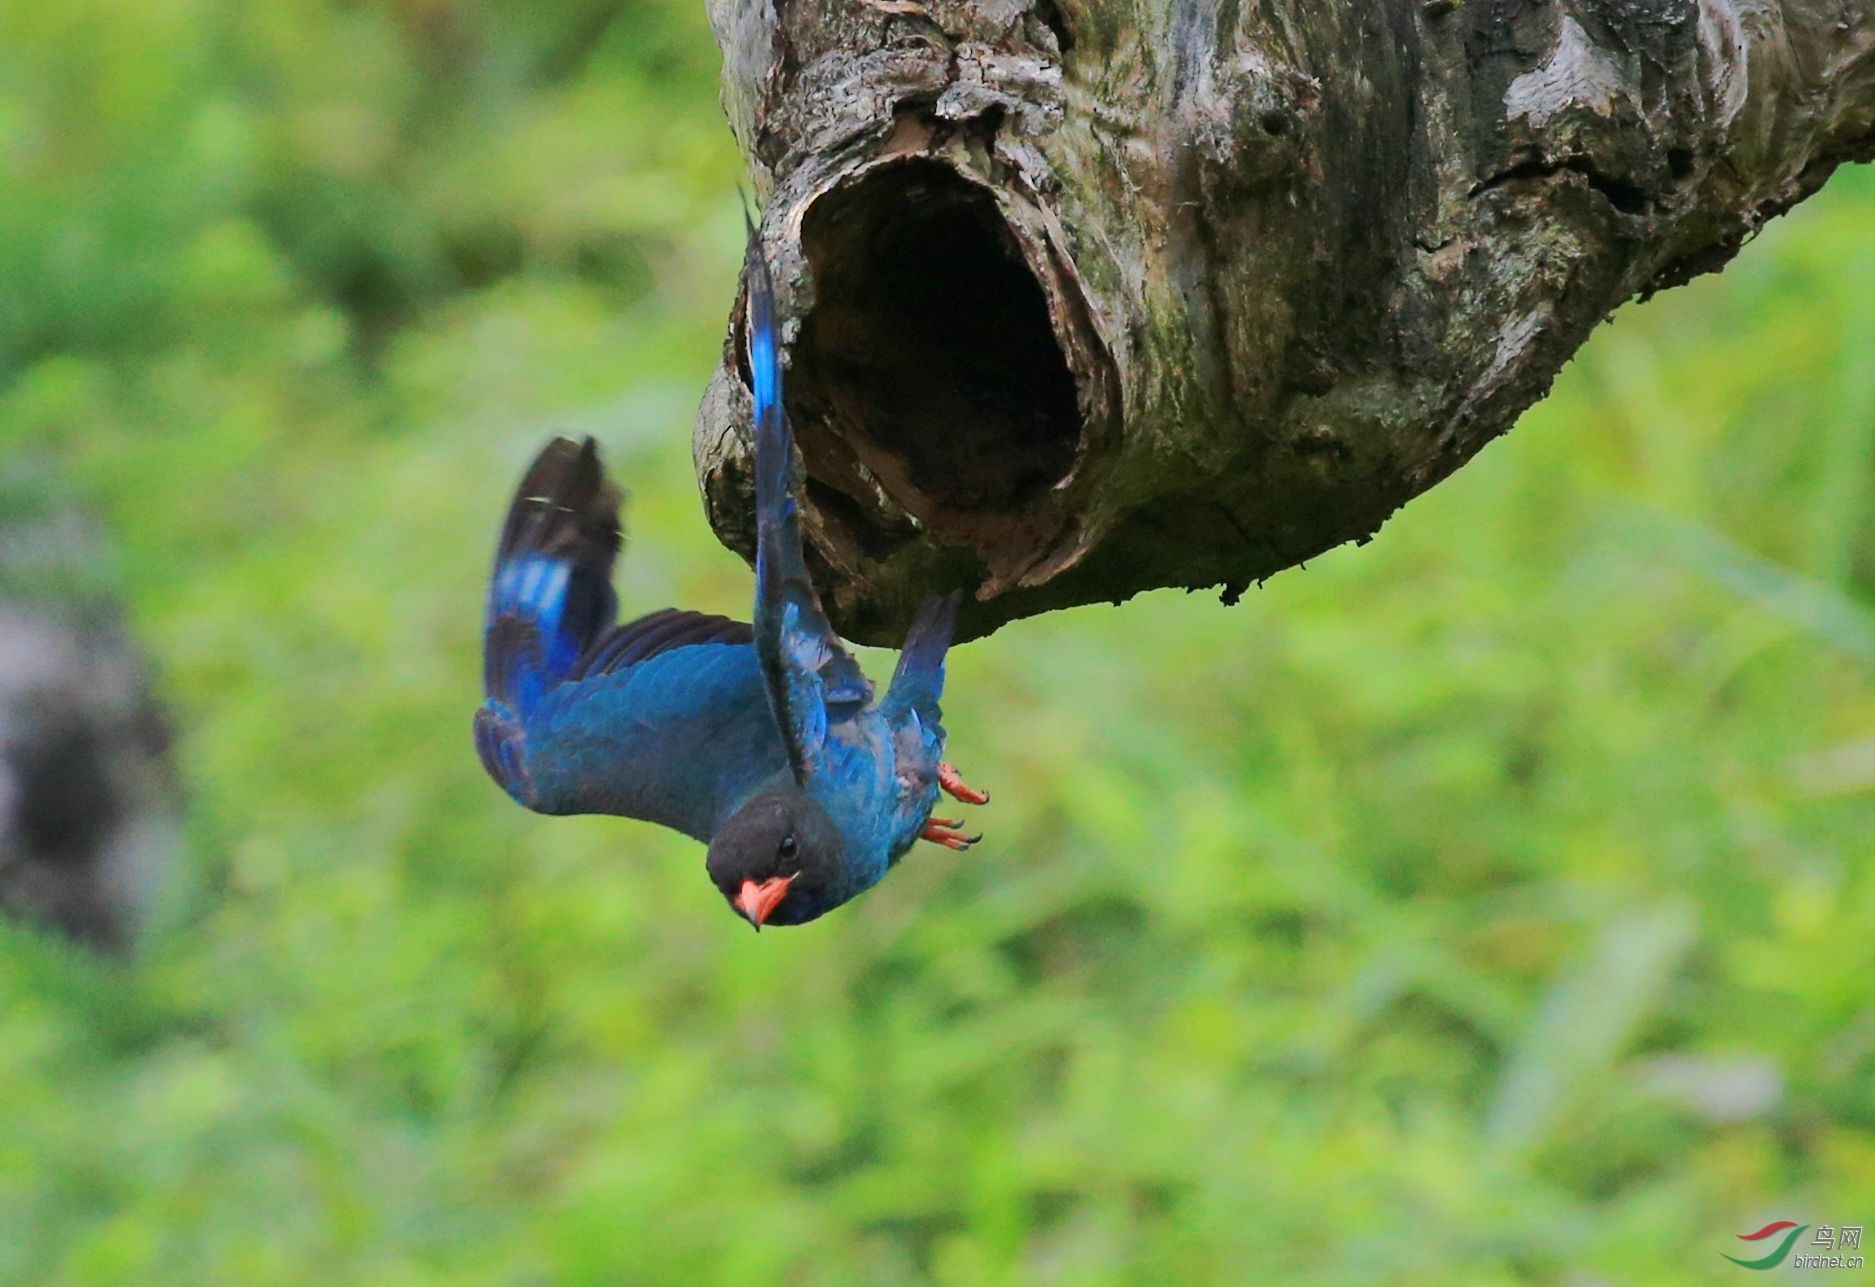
[[484, 435, 625, 708], [903, 590, 963, 656], [920, 589, 965, 631], [499, 436, 621, 565], [885, 589, 964, 714]]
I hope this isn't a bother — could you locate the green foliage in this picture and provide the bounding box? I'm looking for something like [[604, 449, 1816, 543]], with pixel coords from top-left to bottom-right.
[[3, 2, 1874, 1280]]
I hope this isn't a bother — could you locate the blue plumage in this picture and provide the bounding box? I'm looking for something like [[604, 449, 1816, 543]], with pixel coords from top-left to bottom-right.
[[472, 222, 985, 928], [473, 438, 771, 835]]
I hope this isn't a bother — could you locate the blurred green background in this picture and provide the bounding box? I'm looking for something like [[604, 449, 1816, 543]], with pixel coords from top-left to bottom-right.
[[3, 0, 1874, 1282]]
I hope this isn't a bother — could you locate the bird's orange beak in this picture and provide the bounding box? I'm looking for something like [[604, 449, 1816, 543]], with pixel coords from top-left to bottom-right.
[[734, 874, 795, 930]]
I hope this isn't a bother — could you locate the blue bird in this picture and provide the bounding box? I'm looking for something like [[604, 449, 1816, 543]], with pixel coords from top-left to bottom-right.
[[473, 233, 987, 929]]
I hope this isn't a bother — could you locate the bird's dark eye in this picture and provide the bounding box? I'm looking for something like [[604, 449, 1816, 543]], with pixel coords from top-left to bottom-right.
[[779, 835, 797, 859]]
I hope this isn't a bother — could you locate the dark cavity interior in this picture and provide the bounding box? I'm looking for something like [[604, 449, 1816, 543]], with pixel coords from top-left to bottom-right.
[[795, 161, 1081, 516]]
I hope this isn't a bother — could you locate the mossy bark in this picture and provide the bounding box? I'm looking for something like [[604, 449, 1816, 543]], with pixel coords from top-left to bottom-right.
[[694, 0, 1875, 642]]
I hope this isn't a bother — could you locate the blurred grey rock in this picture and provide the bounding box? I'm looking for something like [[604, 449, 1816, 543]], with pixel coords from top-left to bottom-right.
[[0, 474, 177, 952]]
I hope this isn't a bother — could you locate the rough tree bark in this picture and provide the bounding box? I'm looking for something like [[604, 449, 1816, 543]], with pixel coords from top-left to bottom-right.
[[693, 0, 1875, 643]]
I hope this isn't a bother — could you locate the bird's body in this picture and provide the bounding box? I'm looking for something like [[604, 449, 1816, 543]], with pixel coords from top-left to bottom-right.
[[500, 625, 779, 838], [473, 225, 983, 927]]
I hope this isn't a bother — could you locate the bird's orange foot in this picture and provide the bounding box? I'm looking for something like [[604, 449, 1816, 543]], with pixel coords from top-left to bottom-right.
[[938, 762, 990, 806], [921, 817, 980, 850]]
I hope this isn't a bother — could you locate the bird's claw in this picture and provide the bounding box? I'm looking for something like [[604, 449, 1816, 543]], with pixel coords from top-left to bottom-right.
[[938, 762, 990, 806], [926, 763, 987, 848], [921, 818, 980, 850]]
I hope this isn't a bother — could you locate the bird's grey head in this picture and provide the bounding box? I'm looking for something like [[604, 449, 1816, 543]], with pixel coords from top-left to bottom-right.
[[706, 787, 844, 929]]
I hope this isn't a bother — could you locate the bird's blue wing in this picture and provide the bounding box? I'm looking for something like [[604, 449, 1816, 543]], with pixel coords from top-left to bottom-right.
[[479, 435, 620, 726], [744, 220, 871, 783], [474, 437, 790, 838], [515, 639, 789, 839], [880, 590, 962, 723]]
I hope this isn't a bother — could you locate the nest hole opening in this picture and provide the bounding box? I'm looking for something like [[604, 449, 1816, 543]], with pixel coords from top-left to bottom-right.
[[796, 161, 1082, 517]]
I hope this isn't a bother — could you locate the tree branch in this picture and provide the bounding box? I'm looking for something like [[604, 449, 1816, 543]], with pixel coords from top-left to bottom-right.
[[694, 0, 1875, 642]]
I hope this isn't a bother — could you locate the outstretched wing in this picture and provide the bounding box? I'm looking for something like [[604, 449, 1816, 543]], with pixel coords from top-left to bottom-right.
[[474, 437, 787, 837], [880, 590, 962, 723], [744, 218, 871, 783], [480, 436, 621, 721]]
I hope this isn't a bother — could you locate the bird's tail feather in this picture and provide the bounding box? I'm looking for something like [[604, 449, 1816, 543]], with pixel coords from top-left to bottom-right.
[[743, 203, 872, 761], [744, 210, 793, 575], [884, 590, 963, 717], [484, 436, 621, 714]]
